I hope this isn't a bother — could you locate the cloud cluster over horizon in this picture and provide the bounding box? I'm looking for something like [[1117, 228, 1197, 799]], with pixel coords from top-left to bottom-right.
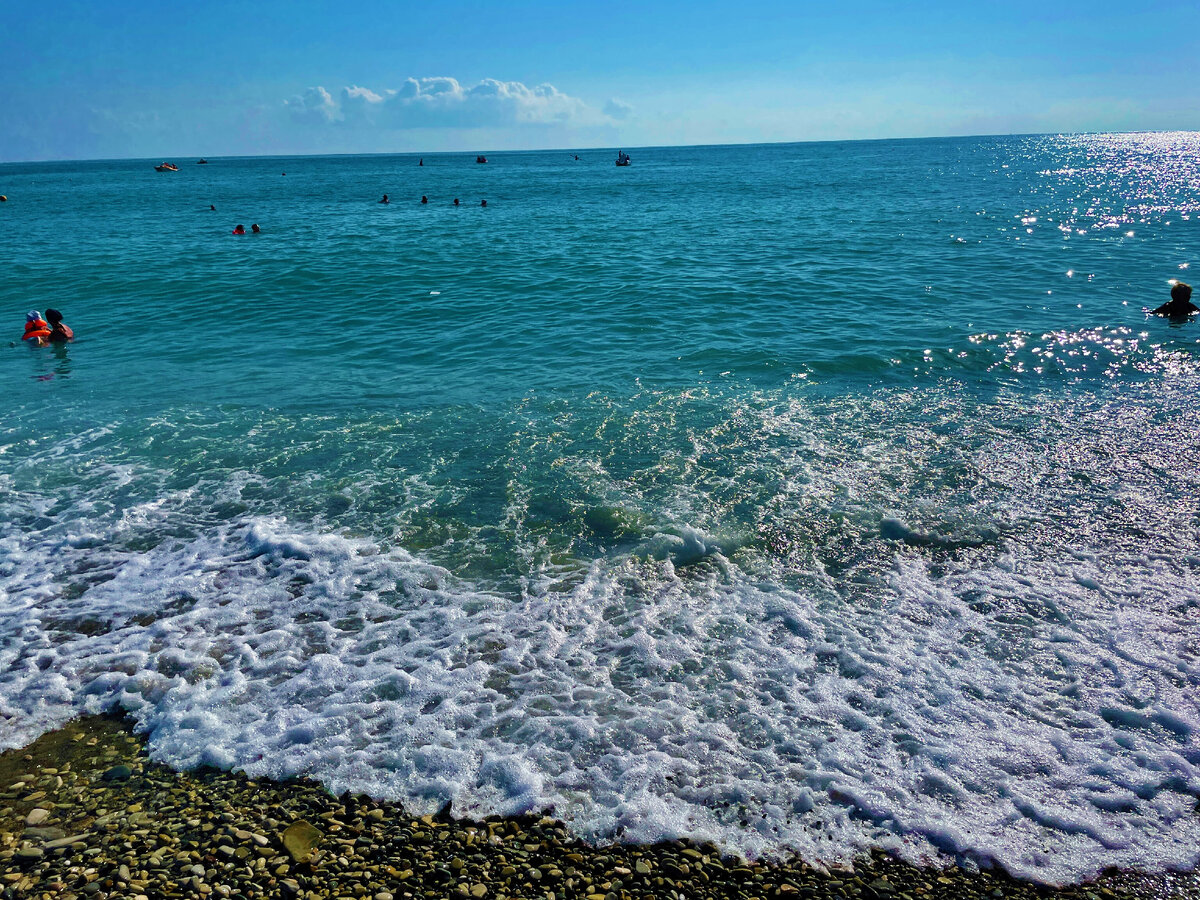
[[286, 78, 628, 130]]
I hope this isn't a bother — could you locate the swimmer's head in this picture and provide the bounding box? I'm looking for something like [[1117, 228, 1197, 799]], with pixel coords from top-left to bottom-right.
[[1171, 281, 1193, 303], [45, 309, 63, 325], [421, 195, 428, 204], [26, 310, 42, 323], [251, 224, 261, 233]]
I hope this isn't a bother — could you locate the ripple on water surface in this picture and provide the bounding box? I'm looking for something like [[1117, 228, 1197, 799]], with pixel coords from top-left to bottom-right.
[[2, 373, 1199, 883]]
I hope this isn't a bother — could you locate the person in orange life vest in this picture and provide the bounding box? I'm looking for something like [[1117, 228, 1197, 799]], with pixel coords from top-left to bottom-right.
[[45, 308, 74, 343], [22, 311, 51, 345]]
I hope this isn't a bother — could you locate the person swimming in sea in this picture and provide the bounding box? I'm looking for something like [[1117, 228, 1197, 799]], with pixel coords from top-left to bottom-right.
[[379, 194, 389, 204], [421, 195, 428, 204], [251, 224, 261, 234], [21, 311, 51, 346], [44, 308, 73, 343], [1153, 281, 1198, 319], [232, 224, 246, 235]]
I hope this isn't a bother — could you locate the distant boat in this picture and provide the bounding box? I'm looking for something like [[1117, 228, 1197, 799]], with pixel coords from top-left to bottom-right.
[[476, 155, 488, 164], [155, 163, 179, 172], [197, 159, 208, 165], [615, 151, 631, 167]]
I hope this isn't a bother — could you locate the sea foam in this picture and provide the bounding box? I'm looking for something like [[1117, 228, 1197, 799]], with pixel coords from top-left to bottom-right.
[[2, 493, 1198, 884]]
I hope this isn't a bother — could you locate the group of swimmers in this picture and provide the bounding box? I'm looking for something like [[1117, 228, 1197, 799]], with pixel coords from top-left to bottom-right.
[[216, 192, 489, 240], [21, 309, 73, 346], [12, 277, 1194, 356], [208, 205, 263, 235], [380, 194, 486, 207]]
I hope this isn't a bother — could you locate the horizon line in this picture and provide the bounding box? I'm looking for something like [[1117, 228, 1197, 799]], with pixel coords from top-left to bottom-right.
[[3, 129, 1197, 166]]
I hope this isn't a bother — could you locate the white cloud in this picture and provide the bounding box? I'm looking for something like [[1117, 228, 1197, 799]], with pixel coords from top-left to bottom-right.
[[287, 77, 609, 129], [285, 86, 340, 123], [604, 98, 633, 120]]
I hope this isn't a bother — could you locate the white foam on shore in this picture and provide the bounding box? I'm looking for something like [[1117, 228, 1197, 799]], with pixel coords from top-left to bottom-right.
[[2, 501, 1198, 884]]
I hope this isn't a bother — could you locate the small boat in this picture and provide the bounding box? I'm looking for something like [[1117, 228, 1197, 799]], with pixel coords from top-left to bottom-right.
[[475, 155, 488, 164], [197, 159, 208, 165], [155, 163, 179, 172], [615, 151, 631, 167]]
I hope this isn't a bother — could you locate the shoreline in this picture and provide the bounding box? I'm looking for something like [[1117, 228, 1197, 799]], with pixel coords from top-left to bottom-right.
[[2, 716, 1197, 900]]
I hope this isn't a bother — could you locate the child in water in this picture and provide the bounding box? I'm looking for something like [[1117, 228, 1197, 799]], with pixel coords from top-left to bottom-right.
[[22, 311, 51, 345]]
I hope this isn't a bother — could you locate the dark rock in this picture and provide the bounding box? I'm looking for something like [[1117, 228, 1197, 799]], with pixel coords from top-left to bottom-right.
[[24, 826, 67, 841]]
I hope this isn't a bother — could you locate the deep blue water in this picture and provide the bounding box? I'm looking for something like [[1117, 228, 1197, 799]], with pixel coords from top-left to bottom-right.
[[1, 134, 1198, 883]]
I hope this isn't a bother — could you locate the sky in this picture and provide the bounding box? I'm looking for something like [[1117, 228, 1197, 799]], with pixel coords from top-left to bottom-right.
[[2, 0, 1198, 161]]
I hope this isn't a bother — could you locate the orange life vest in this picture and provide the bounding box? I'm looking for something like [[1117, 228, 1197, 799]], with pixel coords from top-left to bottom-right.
[[23, 319, 51, 341]]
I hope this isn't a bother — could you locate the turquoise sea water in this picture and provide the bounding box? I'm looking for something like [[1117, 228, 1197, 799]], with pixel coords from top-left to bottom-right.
[[2, 134, 1199, 882]]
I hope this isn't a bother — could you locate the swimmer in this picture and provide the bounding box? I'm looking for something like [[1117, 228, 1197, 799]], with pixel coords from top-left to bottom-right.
[[1, 195, 7, 202], [421, 195, 428, 204], [1153, 281, 1198, 319], [232, 224, 246, 235], [210, 204, 216, 211], [251, 224, 261, 234], [44, 308, 73, 343], [379, 194, 389, 204], [453, 198, 460, 206], [481, 199, 487, 207], [419, 158, 424, 166], [22, 311, 51, 346]]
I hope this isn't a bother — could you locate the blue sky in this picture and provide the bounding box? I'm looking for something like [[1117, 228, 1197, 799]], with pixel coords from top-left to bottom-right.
[[2, 0, 1198, 161]]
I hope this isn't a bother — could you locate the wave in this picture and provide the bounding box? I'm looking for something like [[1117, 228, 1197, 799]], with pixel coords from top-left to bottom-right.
[[2, 495, 1198, 883]]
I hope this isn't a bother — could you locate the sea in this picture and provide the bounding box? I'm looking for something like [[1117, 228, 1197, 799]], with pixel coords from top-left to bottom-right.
[[1, 134, 1198, 884]]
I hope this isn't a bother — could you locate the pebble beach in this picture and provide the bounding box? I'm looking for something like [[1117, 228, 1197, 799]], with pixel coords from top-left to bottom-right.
[[2, 716, 1197, 900]]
